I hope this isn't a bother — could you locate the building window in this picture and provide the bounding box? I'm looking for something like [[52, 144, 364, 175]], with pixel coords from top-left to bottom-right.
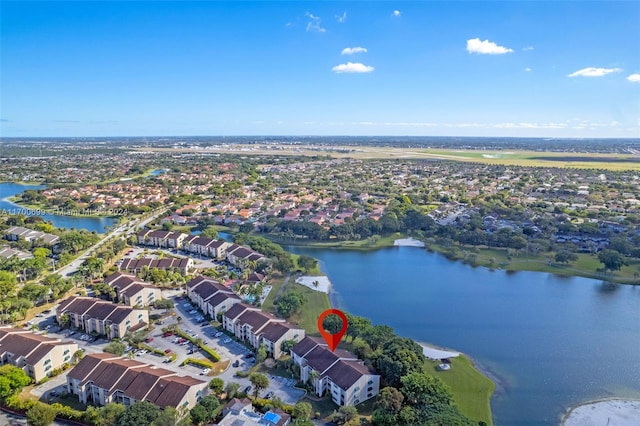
[[368, 380, 373, 385]]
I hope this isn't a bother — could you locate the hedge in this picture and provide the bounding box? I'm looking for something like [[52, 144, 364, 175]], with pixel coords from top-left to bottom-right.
[[180, 357, 215, 369], [175, 328, 221, 362]]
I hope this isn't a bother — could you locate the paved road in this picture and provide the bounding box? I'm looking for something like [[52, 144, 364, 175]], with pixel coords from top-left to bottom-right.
[[55, 208, 168, 277]]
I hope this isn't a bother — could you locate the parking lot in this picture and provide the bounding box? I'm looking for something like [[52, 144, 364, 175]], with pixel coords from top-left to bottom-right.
[[28, 293, 304, 405]]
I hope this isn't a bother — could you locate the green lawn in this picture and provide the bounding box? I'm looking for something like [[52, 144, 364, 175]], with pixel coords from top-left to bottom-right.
[[261, 274, 287, 314], [283, 282, 331, 335], [423, 356, 494, 426]]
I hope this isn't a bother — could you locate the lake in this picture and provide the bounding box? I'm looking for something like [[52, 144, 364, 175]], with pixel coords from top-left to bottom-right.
[[287, 245, 640, 425], [0, 182, 118, 233]]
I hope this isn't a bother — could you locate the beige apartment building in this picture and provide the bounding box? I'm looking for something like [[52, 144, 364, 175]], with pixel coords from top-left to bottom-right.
[[67, 353, 207, 410], [104, 271, 162, 307], [223, 303, 305, 359], [291, 336, 380, 406], [57, 297, 148, 339], [0, 327, 78, 382]]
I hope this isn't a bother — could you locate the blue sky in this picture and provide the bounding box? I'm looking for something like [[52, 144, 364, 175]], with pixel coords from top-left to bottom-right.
[[1, 1, 639, 138]]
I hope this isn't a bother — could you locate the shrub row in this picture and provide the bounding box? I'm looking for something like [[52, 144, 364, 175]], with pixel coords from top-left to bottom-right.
[[180, 357, 215, 369], [175, 328, 221, 362], [3, 395, 93, 425]]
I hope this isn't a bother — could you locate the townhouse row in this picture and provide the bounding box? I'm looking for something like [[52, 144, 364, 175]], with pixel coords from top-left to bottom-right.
[[136, 229, 265, 268]]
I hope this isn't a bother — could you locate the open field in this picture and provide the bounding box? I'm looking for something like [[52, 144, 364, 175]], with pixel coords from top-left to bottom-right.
[[285, 282, 331, 335], [140, 145, 640, 171], [423, 355, 495, 425]]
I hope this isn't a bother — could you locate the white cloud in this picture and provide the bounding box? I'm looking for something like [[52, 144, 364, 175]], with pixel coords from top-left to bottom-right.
[[332, 62, 375, 73], [392, 10, 401, 17], [627, 73, 640, 82], [523, 46, 534, 51], [341, 47, 368, 55], [568, 67, 622, 77], [305, 12, 326, 33], [524, 67, 532, 72], [466, 38, 513, 55], [336, 11, 347, 23]]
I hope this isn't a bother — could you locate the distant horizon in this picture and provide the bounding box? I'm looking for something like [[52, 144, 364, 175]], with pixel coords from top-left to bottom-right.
[[1, 135, 639, 141]]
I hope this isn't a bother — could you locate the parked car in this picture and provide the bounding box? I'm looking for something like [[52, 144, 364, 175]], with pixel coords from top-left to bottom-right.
[[265, 392, 274, 399], [145, 337, 154, 343], [200, 368, 210, 375], [223, 338, 232, 344], [164, 348, 172, 354], [232, 360, 240, 367], [243, 385, 252, 394]]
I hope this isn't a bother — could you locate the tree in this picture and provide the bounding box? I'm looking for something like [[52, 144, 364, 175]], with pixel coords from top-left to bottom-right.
[[345, 314, 371, 341], [225, 382, 240, 399], [18, 283, 49, 304], [33, 247, 51, 258], [330, 406, 358, 425], [280, 339, 296, 354], [249, 372, 269, 397], [98, 403, 126, 426], [292, 402, 313, 421], [200, 226, 219, 239], [598, 249, 626, 271], [297, 255, 317, 273], [0, 271, 18, 298], [154, 299, 174, 310], [256, 344, 268, 363], [209, 378, 224, 395], [26, 402, 57, 426], [150, 407, 178, 426], [372, 337, 424, 388], [322, 313, 344, 334], [0, 365, 31, 400], [189, 405, 209, 426], [555, 250, 578, 264], [276, 292, 306, 318], [376, 386, 404, 413], [400, 372, 453, 407], [116, 401, 161, 426], [104, 341, 127, 356]]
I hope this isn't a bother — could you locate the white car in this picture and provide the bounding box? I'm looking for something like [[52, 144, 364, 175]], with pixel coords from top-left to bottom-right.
[[200, 368, 210, 375], [223, 338, 232, 344]]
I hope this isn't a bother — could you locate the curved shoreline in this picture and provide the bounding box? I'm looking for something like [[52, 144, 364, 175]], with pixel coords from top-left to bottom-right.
[[561, 398, 640, 425]]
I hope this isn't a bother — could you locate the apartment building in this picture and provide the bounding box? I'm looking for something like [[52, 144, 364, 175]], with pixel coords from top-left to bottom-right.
[[104, 272, 162, 307], [0, 327, 78, 382], [56, 297, 149, 339], [291, 336, 380, 406], [186, 276, 241, 319], [222, 303, 304, 359], [67, 353, 207, 410]]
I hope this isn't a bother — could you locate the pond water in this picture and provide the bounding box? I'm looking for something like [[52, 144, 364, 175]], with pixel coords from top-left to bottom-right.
[[287, 245, 640, 425]]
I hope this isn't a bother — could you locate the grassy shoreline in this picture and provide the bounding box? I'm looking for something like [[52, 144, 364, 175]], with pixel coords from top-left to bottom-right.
[[274, 233, 639, 285]]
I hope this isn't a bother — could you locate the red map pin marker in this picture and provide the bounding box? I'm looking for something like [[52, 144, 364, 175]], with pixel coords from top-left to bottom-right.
[[317, 309, 348, 352]]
